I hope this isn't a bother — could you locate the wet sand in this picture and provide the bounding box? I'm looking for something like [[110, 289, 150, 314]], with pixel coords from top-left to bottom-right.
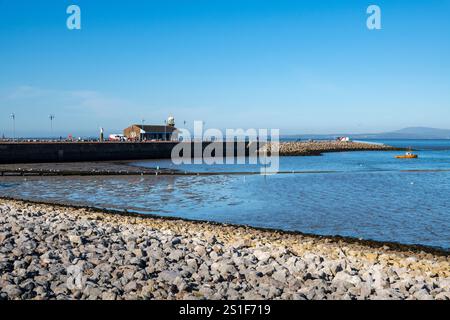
[[0, 161, 178, 176]]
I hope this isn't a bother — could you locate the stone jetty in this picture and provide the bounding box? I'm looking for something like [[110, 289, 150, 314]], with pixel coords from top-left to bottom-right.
[[262, 141, 401, 156], [0, 199, 448, 300]]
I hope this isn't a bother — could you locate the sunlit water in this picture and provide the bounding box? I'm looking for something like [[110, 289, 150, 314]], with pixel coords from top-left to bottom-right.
[[1, 140, 450, 249]]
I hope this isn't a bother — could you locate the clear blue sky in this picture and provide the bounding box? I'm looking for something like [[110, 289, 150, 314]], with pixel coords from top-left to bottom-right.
[[1, 0, 449, 137]]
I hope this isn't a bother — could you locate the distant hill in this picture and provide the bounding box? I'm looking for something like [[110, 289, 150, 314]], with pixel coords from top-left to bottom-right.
[[384, 127, 450, 139], [283, 127, 450, 140]]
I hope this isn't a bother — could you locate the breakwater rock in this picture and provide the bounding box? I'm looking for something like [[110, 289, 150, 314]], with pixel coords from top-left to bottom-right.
[[261, 141, 401, 156], [0, 199, 448, 300]]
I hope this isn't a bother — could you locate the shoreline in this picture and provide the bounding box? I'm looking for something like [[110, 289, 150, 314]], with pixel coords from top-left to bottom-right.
[[1, 198, 449, 300]]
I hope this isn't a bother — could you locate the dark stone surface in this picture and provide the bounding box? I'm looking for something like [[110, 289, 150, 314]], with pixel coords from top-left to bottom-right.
[[0, 141, 252, 164]]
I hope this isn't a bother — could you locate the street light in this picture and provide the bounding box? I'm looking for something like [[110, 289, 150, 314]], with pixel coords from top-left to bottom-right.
[[203, 121, 206, 142], [49, 114, 55, 138], [10, 113, 15, 142], [141, 119, 145, 141], [164, 120, 167, 141]]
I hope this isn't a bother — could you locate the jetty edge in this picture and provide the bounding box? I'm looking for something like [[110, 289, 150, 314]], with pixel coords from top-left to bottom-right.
[[0, 140, 404, 164], [0, 198, 448, 300]]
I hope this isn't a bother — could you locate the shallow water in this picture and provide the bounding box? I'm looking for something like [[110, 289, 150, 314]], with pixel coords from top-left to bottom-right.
[[133, 150, 450, 174], [1, 140, 450, 249]]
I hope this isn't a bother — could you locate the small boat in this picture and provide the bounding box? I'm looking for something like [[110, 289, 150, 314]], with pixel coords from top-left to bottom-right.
[[395, 151, 418, 159]]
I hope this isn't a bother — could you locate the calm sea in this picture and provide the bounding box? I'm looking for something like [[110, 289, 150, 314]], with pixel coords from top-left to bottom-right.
[[1, 139, 449, 249]]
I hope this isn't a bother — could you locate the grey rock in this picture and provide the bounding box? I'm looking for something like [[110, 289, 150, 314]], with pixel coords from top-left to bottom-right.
[[211, 261, 237, 277], [193, 245, 206, 257], [167, 250, 183, 261], [84, 286, 103, 300], [253, 250, 271, 263], [2, 284, 22, 299], [243, 292, 264, 300], [68, 234, 84, 245], [435, 292, 450, 300], [124, 281, 138, 293], [272, 269, 287, 283], [256, 264, 275, 276], [332, 271, 362, 289], [102, 291, 117, 300], [158, 270, 180, 283]]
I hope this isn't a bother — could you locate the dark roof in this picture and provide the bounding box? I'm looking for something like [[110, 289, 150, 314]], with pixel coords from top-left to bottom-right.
[[133, 125, 177, 133]]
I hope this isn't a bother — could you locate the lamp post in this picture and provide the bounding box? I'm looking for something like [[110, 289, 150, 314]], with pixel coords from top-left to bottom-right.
[[10, 113, 15, 142], [141, 119, 145, 142], [203, 121, 206, 142], [164, 120, 167, 141], [49, 114, 55, 138]]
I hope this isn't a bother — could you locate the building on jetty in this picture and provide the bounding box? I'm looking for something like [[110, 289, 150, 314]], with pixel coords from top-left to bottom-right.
[[123, 117, 178, 141]]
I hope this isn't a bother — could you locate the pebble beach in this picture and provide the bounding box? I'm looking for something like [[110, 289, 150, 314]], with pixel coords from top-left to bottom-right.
[[0, 198, 449, 300]]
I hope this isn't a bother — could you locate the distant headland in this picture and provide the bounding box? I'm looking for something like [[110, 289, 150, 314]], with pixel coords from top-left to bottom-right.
[[283, 127, 450, 140]]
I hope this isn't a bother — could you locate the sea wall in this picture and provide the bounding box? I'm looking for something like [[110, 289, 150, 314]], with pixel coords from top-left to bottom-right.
[[0, 140, 403, 164], [0, 141, 251, 164]]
